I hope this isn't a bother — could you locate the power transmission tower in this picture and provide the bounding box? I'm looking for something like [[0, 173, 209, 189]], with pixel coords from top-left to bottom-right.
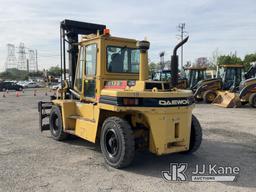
[[177, 23, 187, 68], [28, 50, 37, 72], [5, 44, 17, 70], [17, 42, 27, 71]]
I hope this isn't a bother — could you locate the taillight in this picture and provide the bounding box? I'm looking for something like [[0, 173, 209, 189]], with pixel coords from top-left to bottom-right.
[[123, 98, 139, 106]]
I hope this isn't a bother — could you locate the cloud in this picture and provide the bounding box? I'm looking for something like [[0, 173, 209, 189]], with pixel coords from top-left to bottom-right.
[[0, 0, 256, 71]]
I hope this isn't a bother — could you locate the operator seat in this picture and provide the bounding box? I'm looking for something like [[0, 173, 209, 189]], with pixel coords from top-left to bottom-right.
[[109, 53, 123, 72]]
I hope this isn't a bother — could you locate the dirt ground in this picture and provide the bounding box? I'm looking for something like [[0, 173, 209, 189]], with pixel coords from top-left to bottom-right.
[[0, 89, 255, 192]]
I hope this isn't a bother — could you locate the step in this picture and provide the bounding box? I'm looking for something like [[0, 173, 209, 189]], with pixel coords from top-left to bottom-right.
[[68, 115, 95, 123], [64, 129, 75, 135]]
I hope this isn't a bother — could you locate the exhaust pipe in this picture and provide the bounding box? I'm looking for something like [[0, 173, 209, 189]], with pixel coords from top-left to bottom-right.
[[171, 36, 189, 87]]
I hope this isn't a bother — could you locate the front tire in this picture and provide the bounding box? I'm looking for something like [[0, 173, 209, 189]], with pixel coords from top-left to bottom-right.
[[100, 117, 135, 168], [249, 93, 256, 108], [49, 106, 68, 141], [186, 115, 202, 153], [203, 90, 217, 103]]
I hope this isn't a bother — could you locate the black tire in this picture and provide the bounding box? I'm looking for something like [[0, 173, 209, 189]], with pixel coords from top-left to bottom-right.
[[100, 116, 135, 168], [49, 106, 68, 141], [203, 90, 217, 103], [249, 93, 256, 108], [186, 115, 202, 154]]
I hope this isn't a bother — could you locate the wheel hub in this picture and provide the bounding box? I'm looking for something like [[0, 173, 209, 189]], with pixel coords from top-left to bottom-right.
[[105, 129, 119, 157]]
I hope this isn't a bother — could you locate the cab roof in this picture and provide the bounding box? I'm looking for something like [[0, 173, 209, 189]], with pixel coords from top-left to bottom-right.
[[183, 67, 207, 70], [220, 64, 244, 68], [80, 34, 137, 45]]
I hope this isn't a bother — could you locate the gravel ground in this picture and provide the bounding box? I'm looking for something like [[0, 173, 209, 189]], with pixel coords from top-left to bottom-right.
[[0, 89, 255, 192]]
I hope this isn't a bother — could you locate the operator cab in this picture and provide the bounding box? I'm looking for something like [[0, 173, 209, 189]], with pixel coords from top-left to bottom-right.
[[184, 67, 207, 89], [218, 65, 244, 90]]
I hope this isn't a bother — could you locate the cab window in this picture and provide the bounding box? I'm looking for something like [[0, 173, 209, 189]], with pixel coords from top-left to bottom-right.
[[85, 44, 97, 76], [107, 46, 140, 73], [74, 46, 85, 92], [84, 44, 97, 98]]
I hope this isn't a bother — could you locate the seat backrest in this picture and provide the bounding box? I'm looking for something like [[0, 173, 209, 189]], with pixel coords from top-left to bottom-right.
[[110, 53, 123, 72]]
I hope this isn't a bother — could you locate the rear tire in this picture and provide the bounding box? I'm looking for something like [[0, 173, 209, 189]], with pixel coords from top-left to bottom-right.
[[186, 115, 202, 153], [249, 93, 256, 108], [100, 117, 135, 168], [203, 90, 217, 103], [49, 106, 68, 141]]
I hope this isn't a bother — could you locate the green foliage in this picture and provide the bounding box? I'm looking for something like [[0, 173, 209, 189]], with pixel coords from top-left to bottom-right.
[[243, 53, 256, 70], [0, 68, 45, 80], [48, 66, 61, 77], [217, 54, 243, 66], [148, 62, 157, 76], [0, 68, 29, 80], [29, 71, 44, 77]]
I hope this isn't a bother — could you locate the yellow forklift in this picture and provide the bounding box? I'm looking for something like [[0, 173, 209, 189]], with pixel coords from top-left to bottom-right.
[[38, 19, 202, 168]]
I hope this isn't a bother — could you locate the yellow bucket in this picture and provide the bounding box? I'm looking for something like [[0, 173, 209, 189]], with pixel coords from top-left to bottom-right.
[[212, 91, 241, 108]]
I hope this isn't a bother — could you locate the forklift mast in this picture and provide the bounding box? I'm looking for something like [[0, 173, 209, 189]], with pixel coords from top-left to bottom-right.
[[60, 19, 106, 88]]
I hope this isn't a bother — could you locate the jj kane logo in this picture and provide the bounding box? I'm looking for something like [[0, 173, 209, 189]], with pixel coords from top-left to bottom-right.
[[162, 163, 240, 182]]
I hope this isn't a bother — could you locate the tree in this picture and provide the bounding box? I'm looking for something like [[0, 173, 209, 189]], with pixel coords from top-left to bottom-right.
[[148, 62, 157, 76], [243, 53, 256, 70], [0, 68, 28, 80], [217, 54, 243, 66], [29, 71, 44, 77], [48, 66, 62, 77], [208, 48, 219, 70], [195, 57, 209, 67]]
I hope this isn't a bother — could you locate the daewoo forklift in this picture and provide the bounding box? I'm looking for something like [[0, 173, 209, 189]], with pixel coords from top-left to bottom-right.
[[38, 19, 202, 168]]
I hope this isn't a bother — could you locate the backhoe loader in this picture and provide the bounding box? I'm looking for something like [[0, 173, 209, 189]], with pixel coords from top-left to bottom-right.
[[38, 19, 202, 168], [193, 65, 243, 103], [192, 64, 256, 107], [213, 64, 256, 108]]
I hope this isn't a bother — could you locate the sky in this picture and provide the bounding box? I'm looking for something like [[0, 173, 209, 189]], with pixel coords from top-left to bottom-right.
[[0, 0, 256, 71]]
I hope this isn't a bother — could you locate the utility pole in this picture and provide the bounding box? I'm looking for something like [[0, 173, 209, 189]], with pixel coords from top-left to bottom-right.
[[26, 59, 29, 73], [35, 49, 38, 72], [177, 23, 187, 68]]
